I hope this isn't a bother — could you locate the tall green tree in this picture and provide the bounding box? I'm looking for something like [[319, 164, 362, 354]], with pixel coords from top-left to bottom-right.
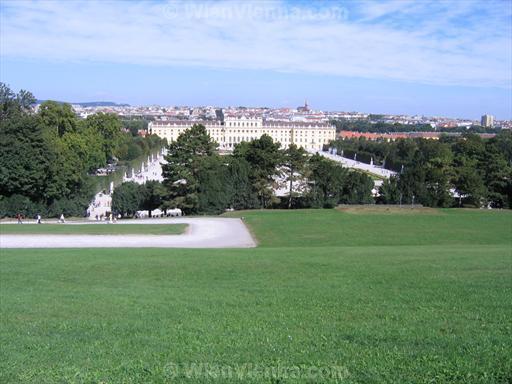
[[38, 101, 78, 137], [83, 112, 123, 161], [161, 124, 218, 214], [450, 134, 486, 206], [0, 108, 50, 200], [140, 181, 166, 217], [482, 144, 512, 208], [196, 156, 230, 214], [341, 171, 374, 204], [112, 182, 143, 217], [481, 132, 512, 208], [0, 84, 50, 200], [307, 154, 346, 208], [282, 144, 308, 208], [225, 157, 259, 210], [377, 177, 400, 204], [454, 167, 487, 207], [234, 134, 282, 208]]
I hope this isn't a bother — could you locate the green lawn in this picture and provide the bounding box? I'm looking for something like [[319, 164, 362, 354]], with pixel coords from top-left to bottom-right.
[[226, 208, 512, 248], [0, 223, 187, 235], [353, 169, 385, 181], [1, 209, 511, 383]]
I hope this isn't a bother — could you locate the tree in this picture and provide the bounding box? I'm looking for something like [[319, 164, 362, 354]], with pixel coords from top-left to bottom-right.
[[140, 181, 166, 217], [0, 83, 15, 106], [0, 83, 35, 117], [454, 167, 487, 207], [480, 133, 512, 208], [482, 145, 512, 208], [38, 101, 77, 137], [225, 157, 259, 210], [341, 171, 374, 204], [0, 87, 50, 201], [282, 144, 308, 208], [307, 154, 346, 208], [37, 105, 98, 202], [83, 112, 123, 161], [161, 124, 218, 214], [16, 89, 36, 110], [196, 156, 230, 214], [112, 182, 143, 217], [234, 134, 282, 208], [394, 140, 453, 207], [377, 177, 400, 204]]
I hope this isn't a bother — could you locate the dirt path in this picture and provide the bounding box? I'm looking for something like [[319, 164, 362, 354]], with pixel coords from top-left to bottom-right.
[[0, 218, 256, 248]]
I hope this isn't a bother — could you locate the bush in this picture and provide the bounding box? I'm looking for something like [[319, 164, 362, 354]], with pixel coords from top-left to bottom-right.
[[47, 196, 90, 218], [0, 195, 47, 218]]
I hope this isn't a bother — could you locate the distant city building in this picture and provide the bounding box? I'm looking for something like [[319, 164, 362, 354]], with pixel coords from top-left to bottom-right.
[[63, 102, 511, 132], [339, 131, 408, 142], [149, 115, 336, 151], [481, 114, 494, 127], [338, 130, 495, 141], [297, 99, 310, 113]]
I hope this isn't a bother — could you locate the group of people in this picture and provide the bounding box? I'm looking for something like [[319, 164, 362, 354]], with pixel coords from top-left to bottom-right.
[[15, 213, 65, 224], [94, 212, 120, 223]]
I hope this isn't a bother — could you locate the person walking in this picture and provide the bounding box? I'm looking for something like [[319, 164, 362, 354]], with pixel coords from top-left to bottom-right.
[[36, 214, 41, 224], [16, 213, 22, 224], [59, 214, 65, 224]]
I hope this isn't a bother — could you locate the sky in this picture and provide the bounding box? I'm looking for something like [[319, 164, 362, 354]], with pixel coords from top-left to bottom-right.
[[1, 0, 511, 119]]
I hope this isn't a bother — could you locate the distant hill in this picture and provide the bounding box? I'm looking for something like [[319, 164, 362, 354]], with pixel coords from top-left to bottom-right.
[[36, 100, 130, 107]]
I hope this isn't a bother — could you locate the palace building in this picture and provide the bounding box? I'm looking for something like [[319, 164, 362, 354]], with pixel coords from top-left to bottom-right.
[[148, 116, 336, 151]]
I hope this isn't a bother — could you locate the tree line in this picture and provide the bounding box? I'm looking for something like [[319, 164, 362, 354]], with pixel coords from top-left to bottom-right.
[[330, 118, 501, 134], [0, 83, 165, 218], [111, 124, 375, 217], [331, 133, 512, 208]]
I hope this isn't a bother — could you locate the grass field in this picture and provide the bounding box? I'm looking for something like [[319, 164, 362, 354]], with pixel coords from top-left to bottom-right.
[[354, 169, 385, 181], [1, 208, 511, 383], [0, 223, 187, 235]]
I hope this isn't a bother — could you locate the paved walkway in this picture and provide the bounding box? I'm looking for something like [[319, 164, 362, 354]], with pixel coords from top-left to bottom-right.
[[0, 218, 256, 249]]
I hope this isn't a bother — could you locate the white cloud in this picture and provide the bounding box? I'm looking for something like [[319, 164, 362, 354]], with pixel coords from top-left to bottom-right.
[[0, 0, 510, 88]]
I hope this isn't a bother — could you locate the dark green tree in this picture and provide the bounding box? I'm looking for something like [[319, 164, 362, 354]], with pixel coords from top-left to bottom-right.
[[307, 154, 346, 208], [454, 167, 487, 207], [196, 156, 230, 214], [225, 157, 259, 210], [234, 134, 282, 208], [112, 182, 143, 217], [282, 144, 308, 208], [161, 124, 218, 214], [140, 181, 166, 217], [341, 171, 374, 204], [0, 85, 50, 200], [38, 101, 78, 137], [482, 145, 512, 208], [377, 177, 400, 204], [83, 112, 123, 161]]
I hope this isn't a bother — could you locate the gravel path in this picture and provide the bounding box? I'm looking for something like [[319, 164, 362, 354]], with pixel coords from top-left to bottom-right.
[[310, 149, 397, 178], [0, 218, 256, 249]]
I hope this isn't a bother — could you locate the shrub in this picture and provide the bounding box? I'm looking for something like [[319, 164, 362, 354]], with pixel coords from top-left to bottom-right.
[[0, 195, 47, 218], [47, 196, 89, 218]]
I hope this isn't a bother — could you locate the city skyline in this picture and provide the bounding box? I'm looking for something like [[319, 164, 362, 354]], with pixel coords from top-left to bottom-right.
[[1, 0, 511, 119]]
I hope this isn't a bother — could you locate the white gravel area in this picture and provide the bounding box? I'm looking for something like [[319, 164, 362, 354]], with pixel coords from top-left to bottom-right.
[[0, 218, 256, 249], [310, 149, 397, 178]]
